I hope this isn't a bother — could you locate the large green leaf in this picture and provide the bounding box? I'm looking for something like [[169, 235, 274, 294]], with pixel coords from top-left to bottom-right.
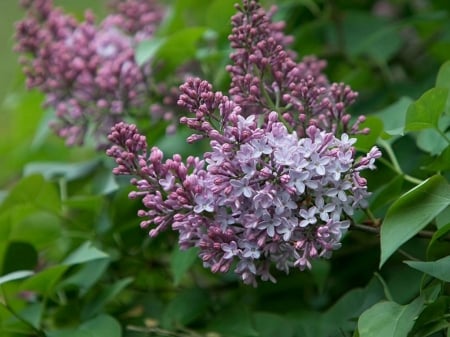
[[405, 87, 448, 132], [0, 174, 61, 215], [358, 296, 425, 337], [380, 175, 450, 267], [405, 256, 450, 282]]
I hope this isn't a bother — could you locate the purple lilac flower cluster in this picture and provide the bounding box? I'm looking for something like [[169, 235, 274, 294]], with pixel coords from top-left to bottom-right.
[[15, 0, 163, 146], [227, 1, 368, 138], [107, 77, 381, 285], [106, 0, 381, 285]]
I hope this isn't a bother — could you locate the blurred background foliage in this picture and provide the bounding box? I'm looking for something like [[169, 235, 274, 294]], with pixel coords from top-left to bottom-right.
[[0, 0, 449, 336]]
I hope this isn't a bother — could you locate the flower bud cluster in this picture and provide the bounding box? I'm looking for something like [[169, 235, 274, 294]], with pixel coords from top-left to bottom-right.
[[227, 0, 368, 137], [108, 76, 381, 286], [15, 0, 163, 146]]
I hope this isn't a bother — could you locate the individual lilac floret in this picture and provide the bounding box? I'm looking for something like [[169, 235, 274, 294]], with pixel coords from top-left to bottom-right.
[[227, 0, 368, 137], [15, 0, 163, 147], [107, 78, 381, 286]]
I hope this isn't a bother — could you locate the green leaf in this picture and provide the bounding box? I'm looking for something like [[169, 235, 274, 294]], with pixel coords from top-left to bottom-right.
[[416, 115, 450, 155], [23, 159, 101, 182], [10, 212, 62, 250], [425, 146, 450, 171], [0, 174, 61, 215], [370, 175, 404, 212], [135, 37, 166, 67], [341, 11, 402, 63], [206, 0, 236, 34], [18, 303, 44, 329], [358, 296, 425, 337], [405, 256, 450, 282], [405, 88, 448, 131], [170, 246, 198, 286], [426, 221, 450, 258], [436, 60, 450, 114], [153, 27, 207, 78], [19, 265, 67, 295], [2, 241, 38, 274], [375, 97, 413, 137], [46, 314, 121, 337], [380, 175, 450, 267], [62, 242, 109, 266], [58, 259, 110, 295], [0, 270, 34, 286]]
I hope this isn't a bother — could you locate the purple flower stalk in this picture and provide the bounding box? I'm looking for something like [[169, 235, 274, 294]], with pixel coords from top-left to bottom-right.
[[227, 1, 368, 137], [15, 0, 163, 146]]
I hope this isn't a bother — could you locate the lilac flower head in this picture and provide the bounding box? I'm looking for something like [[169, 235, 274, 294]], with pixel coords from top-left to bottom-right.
[[15, 0, 163, 147], [106, 1, 382, 286], [227, 0, 366, 138], [107, 82, 381, 286]]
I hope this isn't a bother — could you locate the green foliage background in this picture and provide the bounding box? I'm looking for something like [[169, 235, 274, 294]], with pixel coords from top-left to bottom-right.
[[1, 0, 450, 336]]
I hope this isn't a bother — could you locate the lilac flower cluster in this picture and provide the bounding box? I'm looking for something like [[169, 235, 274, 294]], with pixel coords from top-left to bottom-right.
[[227, 1, 368, 137], [107, 77, 381, 285], [15, 0, 163, 146]]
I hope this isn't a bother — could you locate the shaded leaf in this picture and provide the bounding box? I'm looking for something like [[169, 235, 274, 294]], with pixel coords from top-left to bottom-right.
[[380, 175, 450, 267], [207, 305, 258, 337], [2, 241, 38, 274], [46, 314, 121, 337]]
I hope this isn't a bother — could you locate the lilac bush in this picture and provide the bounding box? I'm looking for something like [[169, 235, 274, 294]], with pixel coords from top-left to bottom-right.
[[106, 1, 381, 286]]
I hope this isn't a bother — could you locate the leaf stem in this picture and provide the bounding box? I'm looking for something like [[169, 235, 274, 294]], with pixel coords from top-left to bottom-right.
[[350, 223, 450, 242], [377, 139, 424, 185], [0, 286, 45, 336]]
